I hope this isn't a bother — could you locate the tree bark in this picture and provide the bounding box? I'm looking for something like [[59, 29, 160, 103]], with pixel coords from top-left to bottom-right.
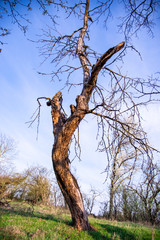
[[49, 41, 125, 230], [50, 92, 91, 230], [109, 179, 114, 220]]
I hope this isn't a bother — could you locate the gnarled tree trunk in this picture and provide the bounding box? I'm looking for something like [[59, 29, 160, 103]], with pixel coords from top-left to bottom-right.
[[46, 0, 125, 229], [50, 92, 90, 230], [49, 39, 124, 231]]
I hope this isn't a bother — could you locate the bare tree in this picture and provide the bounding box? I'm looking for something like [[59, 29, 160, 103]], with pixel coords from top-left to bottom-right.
[[51, 178, 65, 208], [0, 165, 53, 207], [13, 166, 52, 205], [0, 173, 24, 205], [45, 42, 127, 230], [83, 187, 100, 215], [1, 0, 160, 230], [129, 161, 160, 225], [108, 119, 146, 219], [0, 133, 18, 205], [0, 133, 17, 174], [0, 134, 16, 160]]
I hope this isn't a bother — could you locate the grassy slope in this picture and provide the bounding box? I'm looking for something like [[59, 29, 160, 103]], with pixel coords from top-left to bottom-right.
[[0, 201, 160, 240]]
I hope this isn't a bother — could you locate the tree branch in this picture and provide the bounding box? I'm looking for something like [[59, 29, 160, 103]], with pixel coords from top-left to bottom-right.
[[82, 41, 125, 98], [91, 42, 125, 80], [77, 0, 90, 85]]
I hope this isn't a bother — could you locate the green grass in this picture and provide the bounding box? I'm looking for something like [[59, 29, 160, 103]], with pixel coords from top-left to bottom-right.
[[0, 201, 160, 240]]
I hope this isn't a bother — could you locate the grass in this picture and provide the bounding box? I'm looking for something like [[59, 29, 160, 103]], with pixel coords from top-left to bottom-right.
[[0, 201, 160, 240]]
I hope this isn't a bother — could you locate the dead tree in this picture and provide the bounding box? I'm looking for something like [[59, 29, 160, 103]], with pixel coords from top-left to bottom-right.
[[45, 39, 125, 230], [2, 0, 160, 230], [108, 119, 147, 220], [28, 0, 159, 230]]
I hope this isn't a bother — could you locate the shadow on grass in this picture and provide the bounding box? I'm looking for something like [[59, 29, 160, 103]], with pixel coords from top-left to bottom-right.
[[89, 223, 137, 240], [0, 207, 139, 240], [0, 229, 19, 240], [88, 228, 107, 240], [0, 206, 74, 240], [0, 206, 72, 226]]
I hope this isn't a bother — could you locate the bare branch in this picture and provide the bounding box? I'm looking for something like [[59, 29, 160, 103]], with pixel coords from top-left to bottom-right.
[[77, 0, 90, 85], [26, 97, 51, 139], [82, 41, 125, 99]]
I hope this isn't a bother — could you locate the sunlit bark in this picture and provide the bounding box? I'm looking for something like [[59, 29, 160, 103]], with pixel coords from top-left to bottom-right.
[[19, 0, 159, 230], [50, 37, 125, 230]]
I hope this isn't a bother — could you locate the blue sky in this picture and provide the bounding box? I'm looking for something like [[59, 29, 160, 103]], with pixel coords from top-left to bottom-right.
[[0, 2, 160, 213]]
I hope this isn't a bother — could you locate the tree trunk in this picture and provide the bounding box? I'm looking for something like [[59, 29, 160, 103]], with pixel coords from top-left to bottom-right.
[[52, 147, 90, 230], [49, 41, 125, 230], [109, 186, 114, 220], [109, 156, 117, 220], [50, 91, 91, 230]]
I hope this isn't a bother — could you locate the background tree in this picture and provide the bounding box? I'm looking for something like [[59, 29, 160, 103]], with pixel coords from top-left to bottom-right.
[[100, 185, 149, 222], [0, 173, 24, 206], [114, 186, 146, 222], [83, 187, 100, 215], [108, 119, 144, 220], [1, 0, 160, 230], [0, 133, 18, 204], [129, 161, 160, 225], [14, 166, 52, 205], [0, 133, 17, 173], [100, 160, 160, 224], [51, 179, 65, 208]]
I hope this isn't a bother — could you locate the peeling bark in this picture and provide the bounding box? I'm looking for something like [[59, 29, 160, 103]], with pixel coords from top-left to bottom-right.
[[50, 40, 125, 230], [51, 92, 91, 230]]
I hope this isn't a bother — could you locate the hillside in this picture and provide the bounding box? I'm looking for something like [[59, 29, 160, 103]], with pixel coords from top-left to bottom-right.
[[0, 201, 160, 240]]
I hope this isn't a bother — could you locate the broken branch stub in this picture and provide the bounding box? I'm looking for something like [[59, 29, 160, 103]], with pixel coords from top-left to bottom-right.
[[51, 91, 66, 129]]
